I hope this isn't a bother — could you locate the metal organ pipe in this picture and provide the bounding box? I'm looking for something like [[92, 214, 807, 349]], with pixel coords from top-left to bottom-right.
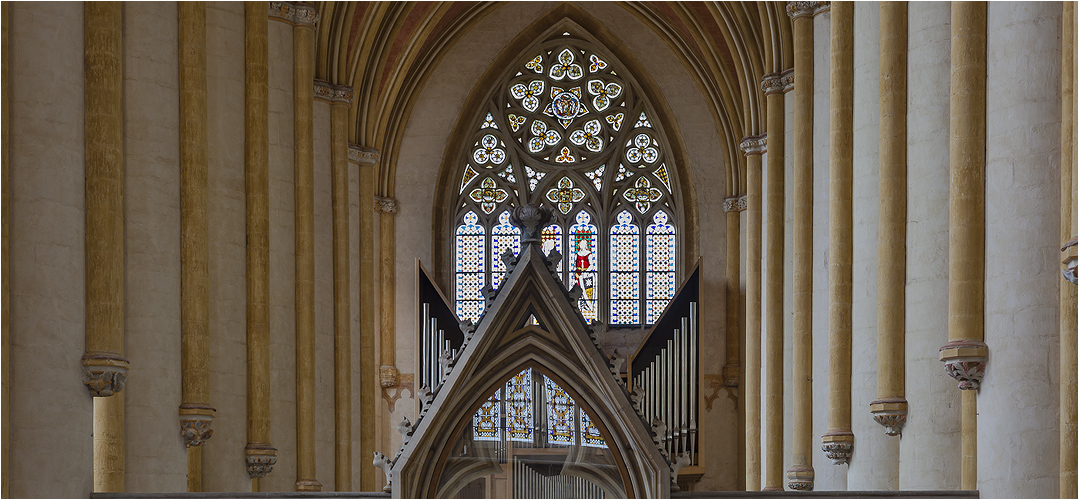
[[690, 301, 698, 464]]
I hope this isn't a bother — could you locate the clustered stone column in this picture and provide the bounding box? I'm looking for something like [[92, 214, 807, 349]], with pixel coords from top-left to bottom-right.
[[350, 145, 381, 492], [178, 3, 216, 492], [870, 1, 909, 438], [83, 3, 128, 493], [938, 2, 987, 491], [1061, 3, 1078, 497], [820, 0, 855, 466], [759, 68, 792, 492], [244, 0, 276, 488], [741, 134, 766, 491], [315, 80, 355, 492], [291, 1, 321, 492], [377, 196, 400, 390], [723, 193, 745, 395], [786, 0, 818, 491]]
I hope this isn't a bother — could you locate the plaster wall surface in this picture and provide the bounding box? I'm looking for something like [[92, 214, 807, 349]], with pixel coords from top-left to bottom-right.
[[810, 9, 838, 492], [204, 1, 250, 491], [980, 3, 1062, 498], [263, 17, 298, 493], [846, 2, 900, 490], [8, 2, 93, 497], [121, 2, 186, 492], [313, 99, 336, 490], [901, 2, 960, 490]]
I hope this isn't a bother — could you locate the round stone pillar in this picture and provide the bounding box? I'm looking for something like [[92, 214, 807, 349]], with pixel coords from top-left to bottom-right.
[[741, 134, 766, 491]]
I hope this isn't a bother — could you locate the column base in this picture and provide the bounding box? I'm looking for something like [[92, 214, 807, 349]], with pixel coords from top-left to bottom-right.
[[82, 352, 130, 397], [244, 443, 278, 479], [786, 465, 814, 491], [820, 429, 855, 464], [939, 339, 989, 390], [179, 403, 216, 447], [870, 398, 908, 436], [296, 479, 323, 492]]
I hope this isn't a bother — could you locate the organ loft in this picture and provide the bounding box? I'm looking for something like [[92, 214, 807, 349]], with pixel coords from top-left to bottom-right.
[[1, 1, 1076, 498]]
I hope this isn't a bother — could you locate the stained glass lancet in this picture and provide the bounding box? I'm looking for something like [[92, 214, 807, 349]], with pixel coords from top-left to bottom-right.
[[646, 211, 677, 324], [609, 210, 640, 325], [505, 369, 534, 443], [473, 388, 501, 442], [491, 211, 522, 290], [455, 211, 485, 322], [544, 374, 575, 445], [569, 211, 599, 323]]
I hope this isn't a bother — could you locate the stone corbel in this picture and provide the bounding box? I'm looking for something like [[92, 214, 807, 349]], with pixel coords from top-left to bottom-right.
[[820, 429, 854, 465], [869, 397, 908, 436], [313, 80, 353, 104], [722, 195, 747, 213], [786, 464, 814, 491], [379, 364, 400, 388], [178, 403, 216, 447], [375, 196, 399, 215], [82, 352, 130, 397], [939, 339, 989, 390], [244, 443, 278, 479], [348, 144, 381, 166]]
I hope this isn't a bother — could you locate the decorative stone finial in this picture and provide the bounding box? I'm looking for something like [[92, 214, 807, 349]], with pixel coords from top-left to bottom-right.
[[820, 429, 854, 465], [179, 403, 216, 447], [82, 352, 130, 397], [510, 203, 553, 244], [939, 339, 989, 390], [870, 397, 908, 436], [245, 443, 278, 479], [786, 465, 815, 491]]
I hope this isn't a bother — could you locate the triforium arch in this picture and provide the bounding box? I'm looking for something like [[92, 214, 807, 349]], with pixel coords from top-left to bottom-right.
[[433, 5, 700, 292], [393, 218, 669, 498]]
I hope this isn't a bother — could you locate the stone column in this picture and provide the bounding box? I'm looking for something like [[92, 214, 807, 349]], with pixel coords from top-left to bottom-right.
[[870, 1, 908, 439], [84, 3, 127, 492], [315, 80, 355, 492], [377, 197, 399, 390], [760, 68, 792, 492], [723, 193, 744, 390], [1061, 4, 1078, 498], [292, 2, 321, 492], [177, 4, 215, 492], [787, 0, 816, 491], [244, 1, 276, 488], [821, 0, 855, 467], [1, 3, 10, 497], [938, 2, 987, 491], [741, 134, 766, 491], [350, 145, 381, 492]]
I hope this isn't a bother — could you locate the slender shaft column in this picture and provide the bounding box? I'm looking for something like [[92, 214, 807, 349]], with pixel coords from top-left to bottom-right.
[[786, 1, 816, 491], [760, 68, 792, 492], [244, 1, 276, 488], [1061, 4, 1078, 497], [1, 3, 10, 497], [723, 194, 744, 397], [315, 81, 356, 492], [821, 0, 855, 467], [939, 2, 987, 491], [870, 1, 908, 438], [350, 145, 381, 492], [741, 134, 766, 491], [377, 197, 399, 389], [292, 3, 321, 492], [177, 4, 215, 491], [84, 3, 128, 492]]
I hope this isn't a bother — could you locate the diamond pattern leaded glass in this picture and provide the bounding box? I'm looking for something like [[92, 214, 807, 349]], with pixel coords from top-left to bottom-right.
[[455, 211, 485, 322], [505, 369, 534, 443], [452, 31, 680, 327], [544, 374, 575, 445], [491, 211, 522, 290], [580, 408, 605, 448], [646, 211, 676, 324]]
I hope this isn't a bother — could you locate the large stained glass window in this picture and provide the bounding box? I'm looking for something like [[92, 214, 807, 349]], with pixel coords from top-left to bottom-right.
[[452, 31, 680, 326]]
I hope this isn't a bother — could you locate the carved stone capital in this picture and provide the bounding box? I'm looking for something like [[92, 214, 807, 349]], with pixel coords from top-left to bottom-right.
[[348, 144, 381, 166], [939, 339, 989, 390], [244, 443, 278, 479], [761, 69, 795, 95], [787, 1, 828, 19], [820, 429, 854, 465], [269, 2, 317, 27], [178, 403, 216, 447], [81, 352, 130, 397], [870, 398, 908, 436], [723, 195, 748, 213], [313, 80, 353, 104], [740, 134, 767, 156], [786, 465, 814, 491], [1062, 236, 1077, 284], [375, 196, 398, 214], [379, 365, 400, 388]]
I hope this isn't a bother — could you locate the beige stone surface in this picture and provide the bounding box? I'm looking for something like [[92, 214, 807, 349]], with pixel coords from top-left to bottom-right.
[[8, 2, 94, 497], [203, 1, 250, 492], [263, 16, 297, 493], [901, 1, 960, 490], [121, 1, 186, 492], [981, 3, 1062, 498], [845, 1, 899, 490], [348, 155, 363, 491], [313, 98, 335, 490]]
